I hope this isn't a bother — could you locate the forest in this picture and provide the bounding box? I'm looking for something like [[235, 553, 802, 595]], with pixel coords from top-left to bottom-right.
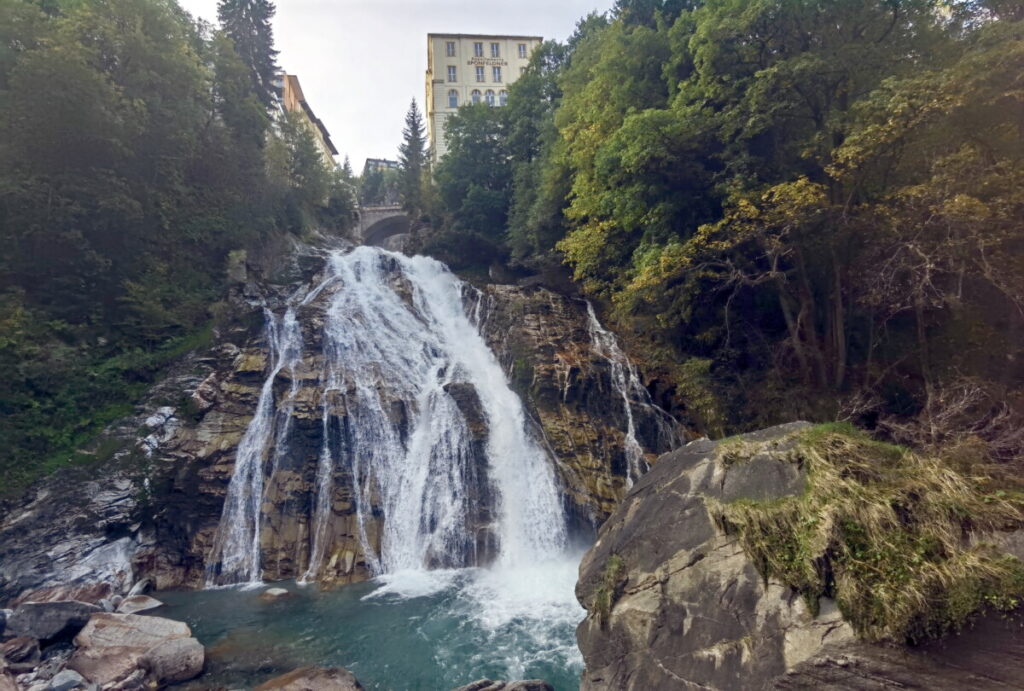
[[427, 0, 1024, 465], [1, 0, 1022, 496], [0, 0, 354, 494]]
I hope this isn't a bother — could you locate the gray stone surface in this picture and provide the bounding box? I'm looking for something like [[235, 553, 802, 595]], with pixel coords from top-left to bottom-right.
[[452, 681, 554, 691], [576, 422, 1024, 690], [576, 422, 850, 690], [139, 636, 204, 684], [115, 595, 163, 615], [253, 666, 364, 690], [6, 601, 100, 641], [46, 669, 87, 691], [2, 636, 40, 673], [68, 613, 202, 687]]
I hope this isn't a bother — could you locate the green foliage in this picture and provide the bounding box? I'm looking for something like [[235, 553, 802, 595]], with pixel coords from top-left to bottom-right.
[[716, 426, 1024, 642], [397, 99, 428, 216], [591, 553, 627, 627], [217, 0, 280, 108], [425, 0, 1024, 446], [0, 0, 351, 497]]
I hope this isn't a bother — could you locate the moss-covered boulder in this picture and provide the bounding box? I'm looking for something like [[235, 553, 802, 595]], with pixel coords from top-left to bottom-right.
[[576, 422, 1024, 690]]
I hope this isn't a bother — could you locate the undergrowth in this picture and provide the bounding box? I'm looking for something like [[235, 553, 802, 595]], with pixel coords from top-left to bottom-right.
[[593, 554, 626, 628], [716, 424, 1024, 643]]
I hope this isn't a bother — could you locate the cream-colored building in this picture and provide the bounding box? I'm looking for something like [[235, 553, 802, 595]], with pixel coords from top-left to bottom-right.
[[425, 33, 542, 162], [277, 74, 339, 167]]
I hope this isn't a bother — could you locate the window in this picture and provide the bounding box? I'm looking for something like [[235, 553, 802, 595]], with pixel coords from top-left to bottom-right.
[[447, 66, 456, 82], [448, 89, 458, 108], [518, 43, 527, 59], [473, 42, 483, 57], [475, 66, 485, 82], [446, 41, 456, 57], [491, 42, 500, 58], [492, 66, 502, 82], [485, 89, 495, 106], [471, 89, 481, 104], [499, 90, 508, 106]]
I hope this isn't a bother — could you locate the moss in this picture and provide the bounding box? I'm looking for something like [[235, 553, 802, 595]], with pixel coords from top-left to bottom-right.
[[592, 554, 627, 628], [716, 426, 1024, 643]]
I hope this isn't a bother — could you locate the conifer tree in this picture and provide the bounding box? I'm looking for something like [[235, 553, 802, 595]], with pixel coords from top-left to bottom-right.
[[217, 0, 280, 109], [397, 99, 427, 214]]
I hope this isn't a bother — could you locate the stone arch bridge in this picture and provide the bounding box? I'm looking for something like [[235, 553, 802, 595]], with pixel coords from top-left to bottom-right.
[[357, 205, 412, 247]]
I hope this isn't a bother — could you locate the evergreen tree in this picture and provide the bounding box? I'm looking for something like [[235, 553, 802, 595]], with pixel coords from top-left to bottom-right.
[[397, 99, 427, 214], [217, 0, 280, 109]]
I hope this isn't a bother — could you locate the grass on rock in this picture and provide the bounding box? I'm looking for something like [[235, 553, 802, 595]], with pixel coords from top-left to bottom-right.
[[715, 423, 1024, 643]]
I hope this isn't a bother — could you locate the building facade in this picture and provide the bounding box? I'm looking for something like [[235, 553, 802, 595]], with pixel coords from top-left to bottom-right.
[[425, 33, 542, 162], [277, 74, 339, 167]]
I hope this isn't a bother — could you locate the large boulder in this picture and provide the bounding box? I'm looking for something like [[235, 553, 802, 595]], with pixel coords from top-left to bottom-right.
[[5, 601, 100, 641], [576, 422, 1024, 690], [67, 613, 203, 687], [452, 681, 554, 691], [253, 666, 364, 690]]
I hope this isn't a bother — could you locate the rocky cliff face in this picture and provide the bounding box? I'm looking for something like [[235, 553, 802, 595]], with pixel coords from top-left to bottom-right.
[[479, 284, 678, 530], [575, 422, 1024, 690], [0, 245, 680, 603]]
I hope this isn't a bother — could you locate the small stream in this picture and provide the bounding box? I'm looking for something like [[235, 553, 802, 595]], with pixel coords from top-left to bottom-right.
[[162, 557, 585, 690]]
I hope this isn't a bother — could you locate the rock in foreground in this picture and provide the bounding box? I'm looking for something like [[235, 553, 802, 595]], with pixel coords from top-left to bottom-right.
[[254, 666, 364, 690], [452, 681, 554, 691], [576, 422, 1024, 690], [67, 612, 203, 687]]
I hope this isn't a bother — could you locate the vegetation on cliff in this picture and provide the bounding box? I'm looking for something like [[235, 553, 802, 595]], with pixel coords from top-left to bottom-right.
[[717, 424, 1024, 642], [426, 0, 1024, 465], [0, 0, 354, 496]]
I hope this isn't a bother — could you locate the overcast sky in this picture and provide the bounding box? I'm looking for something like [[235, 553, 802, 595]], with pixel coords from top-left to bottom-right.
[[177, 0, 614, 170]]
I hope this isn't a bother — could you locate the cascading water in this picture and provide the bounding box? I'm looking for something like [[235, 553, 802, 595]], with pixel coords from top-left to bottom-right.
[[207, 308, 303, 586], [209, 246, 567, 585], [307, 247, 567, 574], [586, 302, 680, 486], [190, 246, 685, 687]]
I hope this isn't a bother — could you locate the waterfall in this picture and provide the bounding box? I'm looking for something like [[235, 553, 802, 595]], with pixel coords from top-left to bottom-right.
[[207, 308, 304, 586], [586, 303, 679, 486], [209, 246, 567, 586]]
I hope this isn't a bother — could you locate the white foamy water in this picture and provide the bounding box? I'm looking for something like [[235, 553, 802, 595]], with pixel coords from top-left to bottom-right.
[[210, 246, 569, 586], [362, 556, 585, 681], [207, 308, 303, 586], [586, 302, 680, 486]]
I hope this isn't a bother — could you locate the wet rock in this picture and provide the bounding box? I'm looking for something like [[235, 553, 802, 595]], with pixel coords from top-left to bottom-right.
[[6, 602, 100, 642], [11, 584, 113, 609], [575, 422, 1024, 690], [0, 474, 137, 606], [576, 423, 856, 690], [253, 666, 364, 691], [138, 636, 204, 685], [0, 608, 7, 635], [480, 284, 682, 529], [126, 579, 151, 598], [68, 613, 203, 687], [258, 588, 291, 603], [452, 681, 554, 691], [2, 636, 40, 673], [115, 595, 162, 615], [1, 246, 681, 598], [46, 669, 87, 691]]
